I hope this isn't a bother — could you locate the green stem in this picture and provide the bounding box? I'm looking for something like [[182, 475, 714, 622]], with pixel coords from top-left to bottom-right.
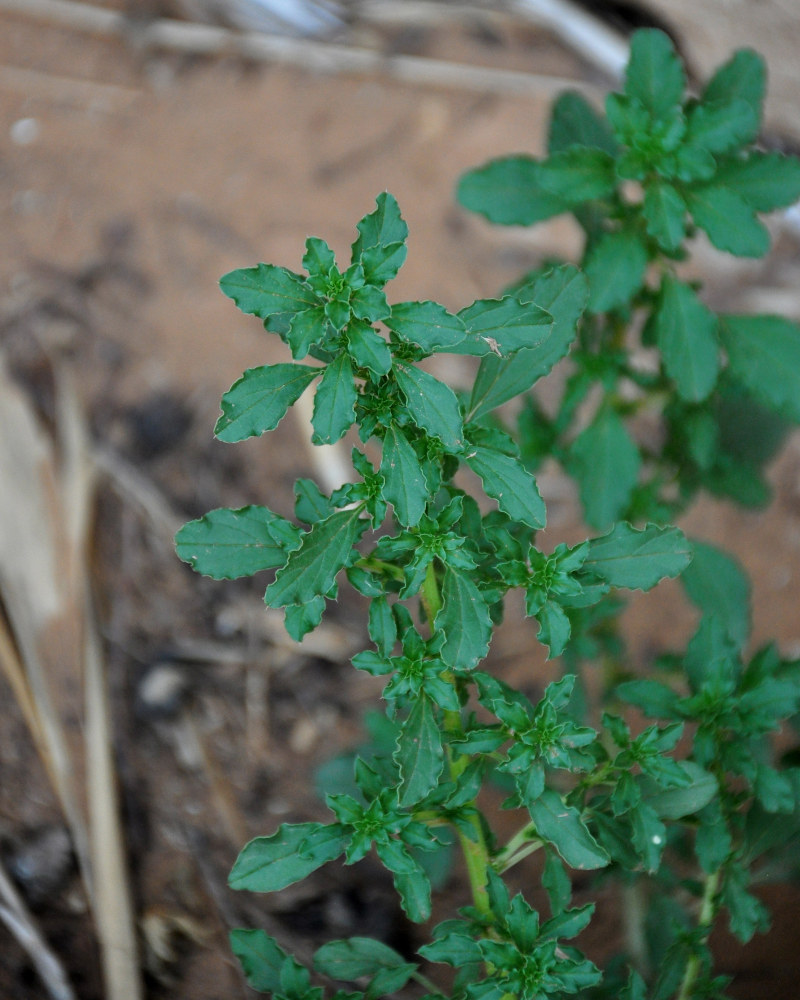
[[676, 869, 721, 1000], [422, 561, 493, 918]]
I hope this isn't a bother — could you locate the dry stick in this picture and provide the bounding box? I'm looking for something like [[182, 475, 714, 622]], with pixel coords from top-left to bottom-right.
[[509, 0, 629, 81], [0, 858, 77, 1000], [0, 0, 601, 99], [0, 65, 141, 110], [56, 367, 144, 1000]]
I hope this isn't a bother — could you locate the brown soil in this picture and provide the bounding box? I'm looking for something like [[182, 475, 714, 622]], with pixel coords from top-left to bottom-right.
[[0, 5, 799, 999]]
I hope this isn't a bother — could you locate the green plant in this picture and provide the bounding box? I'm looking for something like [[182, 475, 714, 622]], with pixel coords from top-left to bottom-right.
[[176, 30, 800, 1000]]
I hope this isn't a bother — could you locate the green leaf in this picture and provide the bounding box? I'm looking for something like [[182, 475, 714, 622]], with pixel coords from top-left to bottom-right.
[[352, 192, 408, 258], [617, 679, 681, 719], [265, 507, 366, 608], [714, 151, 800, 212], [719, 314, 800, 421], [313, 937, 416, 987], [393, 363, 463, 449], [392, 870, 431, 923], [457, 297, 552, 357], [681, 540, 751, 648], [641, 762, 718, 819], [703, 49, 765, 124], [569, 409, 640, 529], [295, 478, 333, 524], [380, 425, 428, 527], [685, 98, 759, 155], [468, 266, 588, 420], [287, 306, 327, 359], [465, 447, 545, 529], [395, 694, 445, 807], [527, 789, 609, 870], [687, 186, 770, 257], [229, 822, 343, 892], [625, 29, 686, 119], [346, 322, 392, 376], [548, 91, 617, 155], [542, 849, 572, 915], [352, 193, 408, 285], [285, 596, 326, 642], [176, 505, 300, 579], [456, 156, 568, 226], [721, 865, 770, 943], [220, 263, 317, 320], [585, 231, 648, 314], [215, 363, 320, 442], [537, 148, 617, 203], [654, 276, 720, 402], [311, 354, 358, 444], [643, 181, 686, 251], [435, 567, 492, 671], [386, 301, 467, 354], [230, 929, 288, 992], [368, 596, 397, 657], [535, 600, 571, 659], [584, 522, 692, 590]]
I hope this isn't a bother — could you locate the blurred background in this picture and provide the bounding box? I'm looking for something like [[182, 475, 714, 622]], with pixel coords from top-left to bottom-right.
[[1, 1, 800, 997]]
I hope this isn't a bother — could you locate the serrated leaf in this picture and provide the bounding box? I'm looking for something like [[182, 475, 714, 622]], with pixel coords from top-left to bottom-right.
[[352, 192, 408, 258], [395, 694, 444, 807], [548, 91, 617, 155], [535, 600, 571, 659], [703, 48, 765, 124], [625, 29, 686, 119], [528, 789, 609, 870], [687, 186, 770, 257], [721, 865, 770, 942], [368, 596, 397, 657], [584, 522, 692, 590], [465, 447, 545, 529], [435, 567, 492, 671], [295, 478, 333, 524], [393, 363, 463, 449], [542, 849, 572, 915], [314, 937, 416, 985], [681, 540, 751, 648], [468, 266, 587, 420], [176, 505, 300, 579], [229, 822, 343, 892], [617, 679, 681, 719], [585, 231, 648, 314], [265, 507, 366, 608], [640, 762, 718, 819], [311, 354, 358, 444], [643, 181, 686, 251], [569, 409, 640, 528], [361, 243, 408, 287], [685, 98, 759, 155], [457, 297, 552, 357], [220, 263, 317, 319], [346, 321, 392, 376], [456, 156, 568, 225], [380, 425, 428, 527], [215, 363, 320, 442], [230, 929, 288, 992], [285, 596, 326, 642], [719, 314, 800, 421], [538, 148, 617, 203], [287, 305, 327, 359], [386, 301, 467, 354], [392, 870, 431, 923], [654, 276, 720, 402], [714, 151, 800, 212]]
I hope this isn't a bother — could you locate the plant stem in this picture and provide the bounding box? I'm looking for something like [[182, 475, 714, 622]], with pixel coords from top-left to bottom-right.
[[422, 561, 493, 918], [676, 869, 721, 1000]]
